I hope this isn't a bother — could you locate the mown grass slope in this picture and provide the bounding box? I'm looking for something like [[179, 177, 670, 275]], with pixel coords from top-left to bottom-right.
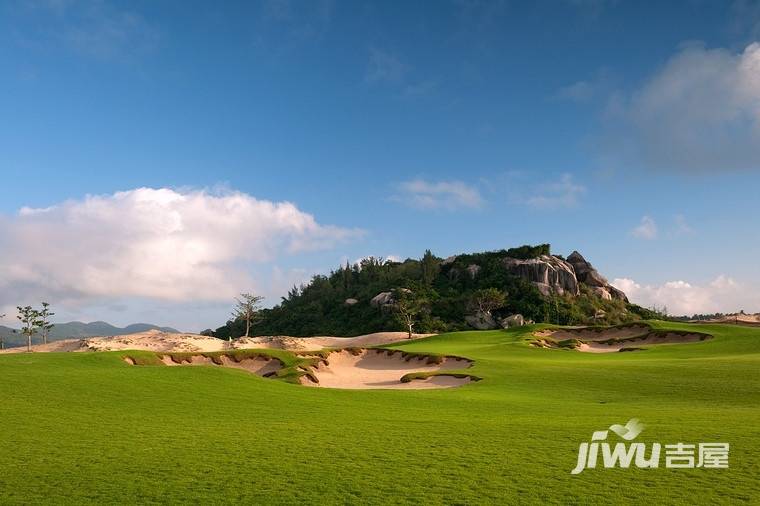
[[0, 321, 758, 504]]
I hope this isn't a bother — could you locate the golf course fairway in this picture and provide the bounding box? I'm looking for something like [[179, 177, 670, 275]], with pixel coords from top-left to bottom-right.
[[1, 321, 758, 504]]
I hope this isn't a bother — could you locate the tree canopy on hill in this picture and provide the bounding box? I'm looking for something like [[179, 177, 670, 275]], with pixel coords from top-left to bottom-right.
[[213, 245, 653, 339]]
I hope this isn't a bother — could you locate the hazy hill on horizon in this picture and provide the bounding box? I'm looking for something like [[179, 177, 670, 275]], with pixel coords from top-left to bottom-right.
[[0, 321, 180, 349]]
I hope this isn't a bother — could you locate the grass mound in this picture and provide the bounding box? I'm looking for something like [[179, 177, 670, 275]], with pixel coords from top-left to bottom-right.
[[2, 320, 759, 504]]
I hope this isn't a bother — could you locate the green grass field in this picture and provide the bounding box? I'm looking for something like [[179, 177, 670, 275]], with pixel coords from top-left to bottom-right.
[[1, 321, 758, 504]]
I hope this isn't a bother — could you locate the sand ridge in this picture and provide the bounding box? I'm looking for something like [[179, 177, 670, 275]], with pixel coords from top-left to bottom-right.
[[691, 313, 760, 326], [0, 330, 435, 354], [232, 332, 436, 351]]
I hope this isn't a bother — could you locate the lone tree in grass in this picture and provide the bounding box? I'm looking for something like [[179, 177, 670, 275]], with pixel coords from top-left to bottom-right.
[[17, 306, 42, 352], [39, 302, 55, 345], [0, 313, 4, 350], [393, 289, 429, 339], [232, 293, 264, 339], [468, 288, 507, 318]]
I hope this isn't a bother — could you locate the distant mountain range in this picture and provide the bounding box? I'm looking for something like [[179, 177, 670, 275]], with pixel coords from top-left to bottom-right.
[[0, 321, 180, 349]]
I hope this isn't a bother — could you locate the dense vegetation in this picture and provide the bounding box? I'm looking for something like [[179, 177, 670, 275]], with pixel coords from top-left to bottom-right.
[[214, 245, 658, 339]]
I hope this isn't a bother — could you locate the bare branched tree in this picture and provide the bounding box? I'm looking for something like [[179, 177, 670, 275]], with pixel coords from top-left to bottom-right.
[[232, 293, 264, 339]]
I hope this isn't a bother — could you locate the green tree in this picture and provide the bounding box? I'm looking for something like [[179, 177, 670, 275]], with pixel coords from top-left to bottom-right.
[[232, 293, 264, 339], [468, 288, 507, 317], [341, 261, 353, 290], [17, 306, 42, 352], [39, 302, 55, 345], [393, 289, 429, 339], [420, 249, 439, 287]]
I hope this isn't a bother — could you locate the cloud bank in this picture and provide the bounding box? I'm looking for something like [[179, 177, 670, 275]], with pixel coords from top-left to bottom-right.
[[612, 275, 758, 316], [0, 188, 361, 308]]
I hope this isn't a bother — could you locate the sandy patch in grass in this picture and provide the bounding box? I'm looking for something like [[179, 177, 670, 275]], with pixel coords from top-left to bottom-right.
[[533, 325, 651, 342], [303, 349, 473, 389], [576, 332, 710, 353], [533, 326, 712, 353]]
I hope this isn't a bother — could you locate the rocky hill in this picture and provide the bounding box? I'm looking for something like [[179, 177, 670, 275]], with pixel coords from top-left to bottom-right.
[[213, 244, 654, 339]]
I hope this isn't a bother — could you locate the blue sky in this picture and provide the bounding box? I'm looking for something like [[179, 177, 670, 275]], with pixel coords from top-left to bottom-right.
[[1, 0, 760, 330]]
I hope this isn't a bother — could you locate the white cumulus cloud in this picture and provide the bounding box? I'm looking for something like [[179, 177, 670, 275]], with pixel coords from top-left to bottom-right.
[[611, 275, 758, 315], [0, 187, 362, 305]]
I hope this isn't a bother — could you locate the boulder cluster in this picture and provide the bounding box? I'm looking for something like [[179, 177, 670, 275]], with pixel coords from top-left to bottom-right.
[[503, 251, 627, 302], [465, 312, 528, 330]]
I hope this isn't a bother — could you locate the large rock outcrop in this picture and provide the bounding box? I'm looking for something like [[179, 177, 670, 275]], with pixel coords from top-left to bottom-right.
[[500, 314, 525, 328], [370, 292, 394, 307], [370, 288, 413, 308], [567, 251, 628, 302], [500, 251, 627, 301], [503, 255, 579, 297], [465, 311, 499, 330]]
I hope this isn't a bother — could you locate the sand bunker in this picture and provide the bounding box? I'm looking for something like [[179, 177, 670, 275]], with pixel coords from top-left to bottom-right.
[[533, 324, 651, 342], [1, 330, 435, 354], [532, 325, 712, 353], [301, 349, 475, 389], [124, 348, 478, 390]]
